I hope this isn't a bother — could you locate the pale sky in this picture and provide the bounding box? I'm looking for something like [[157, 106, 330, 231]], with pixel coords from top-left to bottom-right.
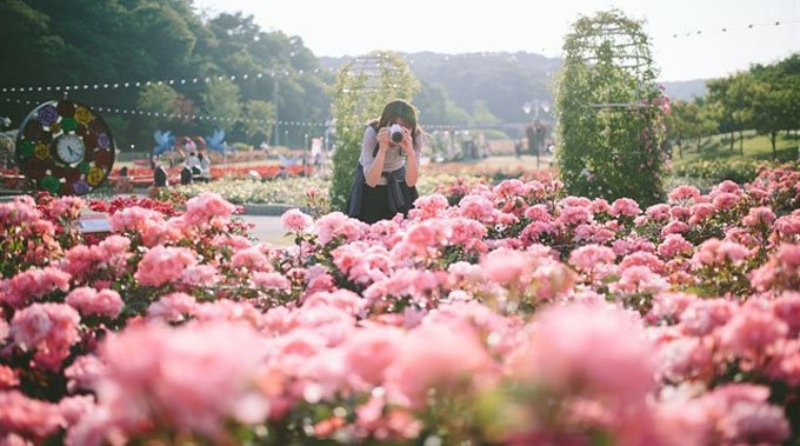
[[193, 0, 800, 82]]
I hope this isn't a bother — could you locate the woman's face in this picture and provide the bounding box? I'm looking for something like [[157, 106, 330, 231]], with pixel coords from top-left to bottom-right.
[[391, 117, 410, 129]]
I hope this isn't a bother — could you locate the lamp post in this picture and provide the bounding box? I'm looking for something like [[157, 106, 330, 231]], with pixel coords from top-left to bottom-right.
[[304, 133, 309, 177], [273, 75, 280, 147], [522, 102, 539, 169], [522, 100, 551, 170]]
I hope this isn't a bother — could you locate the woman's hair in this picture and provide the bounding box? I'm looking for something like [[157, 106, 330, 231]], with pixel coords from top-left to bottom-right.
[[377, 99, 420, 136]]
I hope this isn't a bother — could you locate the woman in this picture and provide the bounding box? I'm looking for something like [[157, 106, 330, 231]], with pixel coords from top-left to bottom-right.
[[348, 99, 423, 223]]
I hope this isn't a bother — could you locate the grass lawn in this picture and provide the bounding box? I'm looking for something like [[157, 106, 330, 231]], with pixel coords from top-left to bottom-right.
[[671, 131, 800, 167]]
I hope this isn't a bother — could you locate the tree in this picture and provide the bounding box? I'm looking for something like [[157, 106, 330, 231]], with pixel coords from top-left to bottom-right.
[[665, 99, 718, 156], [707, 72, 755, 155], [748, 55, 800, 159], [240, 100, 275, 145], [328, 52, 420, 211], [137, 83, 183, 132], [554, 9, 668, 206], [201, 78, 241, 133]]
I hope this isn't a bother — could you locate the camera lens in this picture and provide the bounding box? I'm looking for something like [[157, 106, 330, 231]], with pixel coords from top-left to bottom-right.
[[391, 131, 403, 143]]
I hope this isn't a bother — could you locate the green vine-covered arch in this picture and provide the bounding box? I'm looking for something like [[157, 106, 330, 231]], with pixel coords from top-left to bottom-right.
[[328, 52, 420, 211], [555, 9, 669, 206]]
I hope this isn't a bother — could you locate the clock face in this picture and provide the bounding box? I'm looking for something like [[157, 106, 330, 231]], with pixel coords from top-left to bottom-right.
[[54, 133, 86, 165]]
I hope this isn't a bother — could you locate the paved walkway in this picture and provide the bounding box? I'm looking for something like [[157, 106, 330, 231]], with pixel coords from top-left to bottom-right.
[[237, 214, 292, 246]]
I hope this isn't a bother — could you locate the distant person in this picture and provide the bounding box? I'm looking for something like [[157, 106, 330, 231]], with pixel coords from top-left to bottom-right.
[[154, 164, 168, 187], [347, 99, 423, 223], [197, 151, 211, 182], [185, 151, 201, 175]]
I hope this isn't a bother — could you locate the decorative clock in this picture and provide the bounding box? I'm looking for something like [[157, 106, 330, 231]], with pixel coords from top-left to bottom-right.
[[15, 99, 115, 195], [53, 133, 86, 165]]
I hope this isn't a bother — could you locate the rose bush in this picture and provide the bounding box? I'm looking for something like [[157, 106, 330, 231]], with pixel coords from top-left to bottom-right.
[[1, 163, 799, 445]]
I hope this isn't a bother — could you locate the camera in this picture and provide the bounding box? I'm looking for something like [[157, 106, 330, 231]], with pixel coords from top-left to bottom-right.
[[388, 124, 404, 143]]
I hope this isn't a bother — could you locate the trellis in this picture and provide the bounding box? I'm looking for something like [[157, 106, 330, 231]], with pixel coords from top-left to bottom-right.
[[555, 9, 667, 206]]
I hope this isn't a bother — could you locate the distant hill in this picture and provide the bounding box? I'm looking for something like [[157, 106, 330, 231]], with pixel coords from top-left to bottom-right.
[[319, 52, 707, 125]]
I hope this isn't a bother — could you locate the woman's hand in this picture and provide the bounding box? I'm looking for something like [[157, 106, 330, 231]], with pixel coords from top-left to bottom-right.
[[398, 127, 415, 156], [376, 127, 392, 151]]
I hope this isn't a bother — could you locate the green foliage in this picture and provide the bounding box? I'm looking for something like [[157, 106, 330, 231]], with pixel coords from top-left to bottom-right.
[[0, 1, 330, 150], [555, 9, 667, 207], [328, 52, 420, 211], [241, 100, 275, 142], [672, 158, 766, 185], [202, 79, 241, 132]]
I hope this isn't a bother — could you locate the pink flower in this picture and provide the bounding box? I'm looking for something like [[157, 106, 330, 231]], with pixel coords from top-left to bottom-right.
[[179, 264, 220, 287], [315, 212, 367, 245], [58, 395, 96, 427], [679, 298, 736, 336], [134, 246, 197, 287], [281, 208, 313, 232], [703, 384, 789, 445], [147, 292, 197, 323], [50, 196, 85, 220], [230, 246, 274, 273], [407, 194, 449, 220], [651, 290, 696, 316], [0, 267, 71, 309], [712, 192, 739, 211], [772, 292, 800, 335], [555, 206, 593, 227], [667, 185, 701, 203], [384, 323, 494, 410], [691, 238, 750, 267], [399, 219, 453, 256], [94, 321, 270, 440], [569, 244, 616, 272], [252, 272, 291, 292], [658, 234, 693, 258], [457, 194, 496, 222], [609, 197, 641, 217], [108, 206, 163, 233], [609, 265, 669, 295], [620, 251, 666, 274], [64, 354, 106, 393], [766, 339, 800, 386], [65, 287, 124, 318], [742, 206, 777, 227], [523, 204, 552, 222], [0, 391, 65, 439], [341, 326, 405, 391], [655, 334, 715, 383], [182, 192, 236, 227], [480, 248, 535, 284], [0, 365, 19, 389], [512, 304, 656, 407], [688, 203, 715, 225], [661, 220, 689, 237], [719, 301, 788, 358], [645, 203, 672, 221], [751, 243, 800, 292], [10, 303, 81, 370]]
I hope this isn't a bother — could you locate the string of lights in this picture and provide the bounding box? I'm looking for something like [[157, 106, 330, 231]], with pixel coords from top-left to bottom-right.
[[0, 69, 318, 95], [0, 96, 515, 131], [0, 96, 322, 128], [0, 18, 794, 95], [660, 19, 798, 39]]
